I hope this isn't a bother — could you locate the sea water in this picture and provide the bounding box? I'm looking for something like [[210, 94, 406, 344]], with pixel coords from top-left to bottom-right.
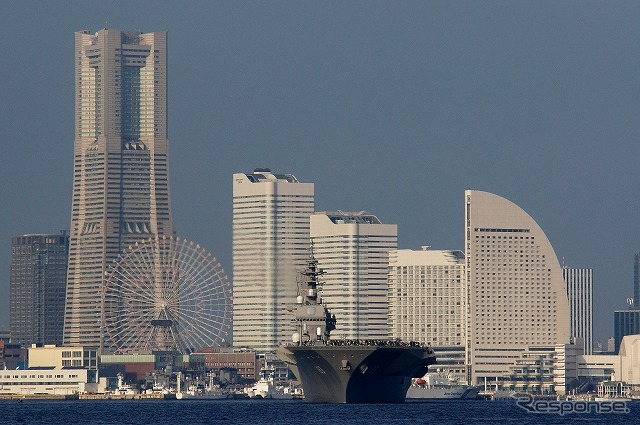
[[3, 399, 638, 425]]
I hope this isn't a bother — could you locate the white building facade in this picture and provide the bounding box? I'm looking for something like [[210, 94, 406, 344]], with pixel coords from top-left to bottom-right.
[[388, 247, 467, 381], [501, 343, 582, 396], [232, 169, 314, 352], [0, 368, 104, 395], [388, 247, 466, 347], [563, 267, 593, 355], [310, 211, 396, 339], [465, 190, 570, 385]]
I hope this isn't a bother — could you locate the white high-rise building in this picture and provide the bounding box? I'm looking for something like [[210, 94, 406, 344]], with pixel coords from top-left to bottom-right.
[[465, 190, 570, 385], [388, 247, 466, 346], [232, 169, 314, 352], [65, 29, 172, 349], [388, 247, 467, 381], [563, 267, 593, 355], [310, 211, 397, 339]]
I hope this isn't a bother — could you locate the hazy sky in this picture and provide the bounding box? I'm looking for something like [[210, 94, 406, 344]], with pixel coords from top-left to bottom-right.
[[1, 1, 639, 346]]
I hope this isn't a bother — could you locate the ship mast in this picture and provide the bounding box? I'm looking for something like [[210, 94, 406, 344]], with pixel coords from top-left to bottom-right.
[[291, 249, 336, 345]]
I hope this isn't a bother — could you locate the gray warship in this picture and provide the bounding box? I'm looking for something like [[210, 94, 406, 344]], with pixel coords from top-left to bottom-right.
[[276, 254, 436, 403]]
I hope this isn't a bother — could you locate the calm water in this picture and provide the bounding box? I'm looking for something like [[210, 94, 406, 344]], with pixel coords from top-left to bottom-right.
[[3, 399, 639, 425]]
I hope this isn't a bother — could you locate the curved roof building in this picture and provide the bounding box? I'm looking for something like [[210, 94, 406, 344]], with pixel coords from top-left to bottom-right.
[[465, 190, 570, 385]]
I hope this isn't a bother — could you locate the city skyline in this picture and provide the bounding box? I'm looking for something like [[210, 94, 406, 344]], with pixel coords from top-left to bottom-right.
[[1, 2, 640, 346]]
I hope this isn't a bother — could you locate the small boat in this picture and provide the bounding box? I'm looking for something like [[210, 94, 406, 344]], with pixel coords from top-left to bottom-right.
[[406, 372, 480, 401], [244, 368, 297, 400]]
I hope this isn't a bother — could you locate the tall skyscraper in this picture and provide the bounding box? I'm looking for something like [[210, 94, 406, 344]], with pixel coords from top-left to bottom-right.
[[65, 29, 173, 348], [465, 190, 570, 385], [388, 247, 467, 381], [232, 169, 314, 352], [563, 267, 593, 354], [11, 233, 69, 347], [310, 211, 397, 339]]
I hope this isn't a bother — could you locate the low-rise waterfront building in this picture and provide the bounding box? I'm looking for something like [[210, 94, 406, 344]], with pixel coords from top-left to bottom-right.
[[0, 367, 104, 395], [617, 334, 640, 385], [200, 348, 257, 380], [100, 353, 172, 382], [577, 354, 617, 383], [28, 344, 98, 369], [500, 342, 582, 396]]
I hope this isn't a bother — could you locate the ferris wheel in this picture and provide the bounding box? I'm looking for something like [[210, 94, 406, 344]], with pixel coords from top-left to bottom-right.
[[103, 235, 232, 354]]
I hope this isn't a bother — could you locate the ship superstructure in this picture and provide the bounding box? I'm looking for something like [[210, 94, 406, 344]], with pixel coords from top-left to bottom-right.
[[277, 252, 436, 403]]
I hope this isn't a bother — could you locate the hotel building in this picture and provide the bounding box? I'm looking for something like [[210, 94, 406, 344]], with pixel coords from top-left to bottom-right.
[[388, 247, 467, 380], [310, 211, 396, 339], [465, 190, 570, 385], [232, 169, 314, 351]]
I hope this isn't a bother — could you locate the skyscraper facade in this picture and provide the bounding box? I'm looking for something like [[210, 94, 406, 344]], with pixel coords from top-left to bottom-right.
[[232, 169, 314, 352], [65, 29, 172, 348], [614, 310, 640, 354], [310, 211, 397, 339], [11, 233, 69, 347], [563, 267, 593, 354], [465, 190, 570, 385]]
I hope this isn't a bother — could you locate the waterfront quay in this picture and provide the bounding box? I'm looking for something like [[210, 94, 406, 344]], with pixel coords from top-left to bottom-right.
[[1, 393, 175, 401]]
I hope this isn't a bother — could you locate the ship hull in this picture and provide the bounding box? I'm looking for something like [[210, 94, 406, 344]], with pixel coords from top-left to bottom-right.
[[277, 345, 436, 403]]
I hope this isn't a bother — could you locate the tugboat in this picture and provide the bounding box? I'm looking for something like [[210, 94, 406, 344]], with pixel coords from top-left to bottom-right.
[[277, 253, 436, 403]]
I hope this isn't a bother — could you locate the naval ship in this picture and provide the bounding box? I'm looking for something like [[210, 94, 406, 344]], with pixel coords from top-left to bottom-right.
[[277, 254, 436, 403]]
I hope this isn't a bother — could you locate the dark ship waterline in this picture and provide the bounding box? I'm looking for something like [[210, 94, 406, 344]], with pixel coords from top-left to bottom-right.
[[277, 254, 436, 403]]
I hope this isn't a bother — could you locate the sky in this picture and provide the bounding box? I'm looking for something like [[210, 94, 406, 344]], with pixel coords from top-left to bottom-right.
[[1, 1, 639, 347]]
